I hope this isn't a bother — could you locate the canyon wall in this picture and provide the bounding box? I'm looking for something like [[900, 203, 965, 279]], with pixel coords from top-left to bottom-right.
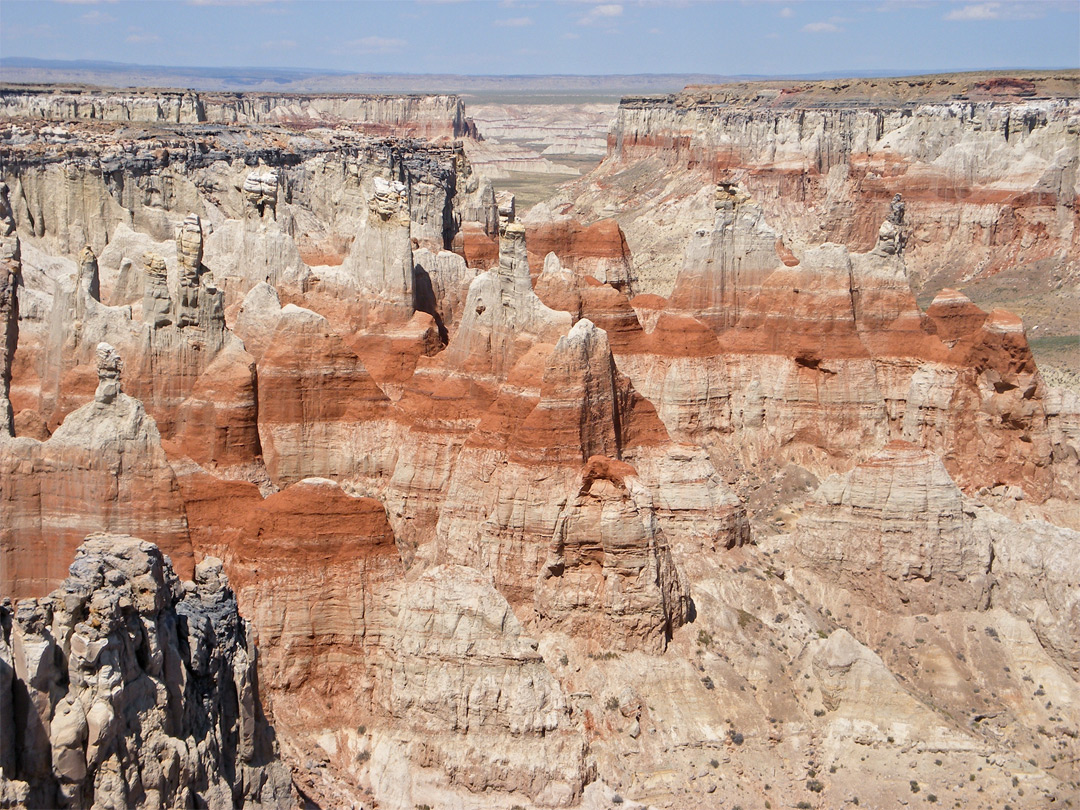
[[544, 72, 1079, 344], [0, 86, 474, 138], [1, 79, 1078, 810]]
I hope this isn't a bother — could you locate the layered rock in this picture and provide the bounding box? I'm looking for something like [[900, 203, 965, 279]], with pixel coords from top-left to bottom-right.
[[1, 120, 496, 465], [254, 304, 400, 488], [412, 248, 480, 341], [0, 345, 192, 599], [0, 535, 293, 809], [441, 221, 572, 377], [178, 476, 403, 710], [1, 122, 491, 298], [904, 291, 1055, 500], [612, 184, 1069, 501], [8, 215, 253, 471], [982, 511, 1080, 669], [795, 439, 1080, 669], [524, 217, 636, 293]]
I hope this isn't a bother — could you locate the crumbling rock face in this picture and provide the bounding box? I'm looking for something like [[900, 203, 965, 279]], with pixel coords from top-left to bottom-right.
[[0, 535, 293, 809], [443, 221, 572, 378], [537, 461, 690, 652], [374, 564, 586, 808], [795, 439, 1080, 671], [0, 182, 20, 437], [904, 292, 1056, 500], [795, 441, 993, 614], [524, 216, 636, 294], [983, 511, 1080, 670], [254, 304, 400, 488], [140, 252, 172, 329], [176, 213, 206, 329]]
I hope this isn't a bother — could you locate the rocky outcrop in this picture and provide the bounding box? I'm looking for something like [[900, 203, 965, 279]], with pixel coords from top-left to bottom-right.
[[0, 535, 293, 809], [1, 118, 495, 456], [904, 291, 1055, 500], [609, 184, 1070, 501], [254, 304, 400, 488], [424, 221, 573, 386], [177, 475, 404, 719], [796, 439, 1080, 669], [983, 511, 1080, 669]]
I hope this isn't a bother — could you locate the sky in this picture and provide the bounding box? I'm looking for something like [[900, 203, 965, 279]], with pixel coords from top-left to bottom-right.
[[1, 0, 1077, 77]]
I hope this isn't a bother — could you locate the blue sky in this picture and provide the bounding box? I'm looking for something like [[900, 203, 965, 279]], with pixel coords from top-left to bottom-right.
[[1, 1, 1077, 76]]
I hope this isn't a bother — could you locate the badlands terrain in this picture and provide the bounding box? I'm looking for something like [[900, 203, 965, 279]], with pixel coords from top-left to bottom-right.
[[0, 72, 1078, 810]]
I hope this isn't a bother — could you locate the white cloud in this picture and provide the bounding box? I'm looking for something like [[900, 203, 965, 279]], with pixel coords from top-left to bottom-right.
[[80, 9, 116, 22], [779, 7, 794, 17], [562, 31, 581, 39], [648, 27, 662, 34], [944, 2, 1045, 20], [186, 0, 283, 5], [349, 36, 407, 54], [945, 2, 1001, 19], [494, 16, 533, 26], [802, 21, 841, 32], [877, 1, 934, 10], [262, 39, 296, 50], [578, 3, 623, 25], [125, 33, 162, 44]]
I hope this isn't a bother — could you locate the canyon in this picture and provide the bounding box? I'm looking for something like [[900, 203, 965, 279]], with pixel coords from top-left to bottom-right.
[[0, 74, 1078, 810]]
